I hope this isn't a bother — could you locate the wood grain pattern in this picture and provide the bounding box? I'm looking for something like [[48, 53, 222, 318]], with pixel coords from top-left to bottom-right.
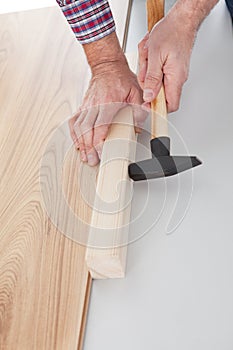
[[85, 54, 138, 280], [86, 107, 136, 279], [147, 0, 168, 138], [0, 7, 91, 350], [147, 0, 164, 32], [0, 2, 130, 348]]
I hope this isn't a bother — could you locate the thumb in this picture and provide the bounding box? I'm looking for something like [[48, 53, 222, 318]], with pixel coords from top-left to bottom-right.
[[143, 51, 163, 103]]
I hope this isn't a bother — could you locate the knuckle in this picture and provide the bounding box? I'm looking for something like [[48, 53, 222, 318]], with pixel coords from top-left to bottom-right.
[[145, 73, 161, 85]]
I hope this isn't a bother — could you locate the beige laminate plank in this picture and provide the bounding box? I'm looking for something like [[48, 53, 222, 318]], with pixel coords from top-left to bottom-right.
[[0, 3, 131, 348], [0, 7, 91, 350]]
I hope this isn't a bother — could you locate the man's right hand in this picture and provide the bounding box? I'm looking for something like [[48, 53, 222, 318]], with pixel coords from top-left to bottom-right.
[[137, 0, 219, 113], [69, 33, 146, 166]]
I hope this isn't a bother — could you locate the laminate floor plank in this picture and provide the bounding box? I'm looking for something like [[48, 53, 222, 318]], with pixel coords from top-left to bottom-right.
[[0, 3, 130, 349], [0, 7, 91, 350]]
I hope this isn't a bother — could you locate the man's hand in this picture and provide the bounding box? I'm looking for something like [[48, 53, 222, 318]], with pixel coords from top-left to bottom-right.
[[70, 33, 146, 166], [138, 0, 219, 112], [70, 61, 144, 166]]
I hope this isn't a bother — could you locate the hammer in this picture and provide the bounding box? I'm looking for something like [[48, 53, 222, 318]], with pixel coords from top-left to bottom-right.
[[128, 0, 202, 181]]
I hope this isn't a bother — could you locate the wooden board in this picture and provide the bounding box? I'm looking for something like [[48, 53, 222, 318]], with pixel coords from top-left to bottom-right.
[[0, 3, 131, 349], [86, 107, 136, 279], [85, 54, 138, 280]]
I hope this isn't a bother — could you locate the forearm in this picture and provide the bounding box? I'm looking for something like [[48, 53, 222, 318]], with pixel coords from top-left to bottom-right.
[[168, 0, 219, 31], [56, 1, 127, 74], [83, 32, 127, 75]]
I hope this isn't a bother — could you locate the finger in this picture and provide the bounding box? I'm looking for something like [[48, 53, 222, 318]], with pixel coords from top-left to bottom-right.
[[69, 115, 80, 149], [138, 60, 148, 89], [138, 34, 149, 89], [80, 107, 99, 166], [74, 111, 88, 162], [164, 71, 183, 113], [143, 46, 164, 103], [93, 125, 106, 160], [93, 104, 121, 159], [138, 32, 149, 67], [132, 102, 148, 131]]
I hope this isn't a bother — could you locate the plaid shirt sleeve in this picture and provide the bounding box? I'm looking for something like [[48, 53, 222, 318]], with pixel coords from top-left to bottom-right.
[[56, 0, 116, 44]]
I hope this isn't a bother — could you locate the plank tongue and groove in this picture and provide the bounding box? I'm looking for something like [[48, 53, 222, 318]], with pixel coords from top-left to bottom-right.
[[0, 2, 131, 349]]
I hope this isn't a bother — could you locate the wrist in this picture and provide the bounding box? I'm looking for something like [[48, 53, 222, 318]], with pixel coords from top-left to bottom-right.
[[83, 32, 127, 75], [91, 59, 130, 78]]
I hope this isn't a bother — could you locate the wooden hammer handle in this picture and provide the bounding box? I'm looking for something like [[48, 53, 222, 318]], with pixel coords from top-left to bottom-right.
[[146, 0, 168, 138]]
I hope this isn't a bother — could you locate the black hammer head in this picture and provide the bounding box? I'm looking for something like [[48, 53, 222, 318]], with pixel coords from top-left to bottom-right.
[[128, 137, 202, 181]]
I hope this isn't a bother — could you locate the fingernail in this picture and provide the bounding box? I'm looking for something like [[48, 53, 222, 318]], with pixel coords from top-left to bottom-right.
[[143, 89, 154, 102], [80, 150, 87, 162], [135, 127, 142, 134], [87, 153, 96, 166]]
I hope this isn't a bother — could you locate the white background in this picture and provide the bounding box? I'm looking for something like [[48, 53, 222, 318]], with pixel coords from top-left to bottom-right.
[[85, 0, 233, 349], [0, 0, 55, 14]]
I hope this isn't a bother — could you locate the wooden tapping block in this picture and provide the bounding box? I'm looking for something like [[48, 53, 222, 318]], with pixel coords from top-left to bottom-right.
[[85, 53, 138, 280], [85, 106, 136, 279]]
